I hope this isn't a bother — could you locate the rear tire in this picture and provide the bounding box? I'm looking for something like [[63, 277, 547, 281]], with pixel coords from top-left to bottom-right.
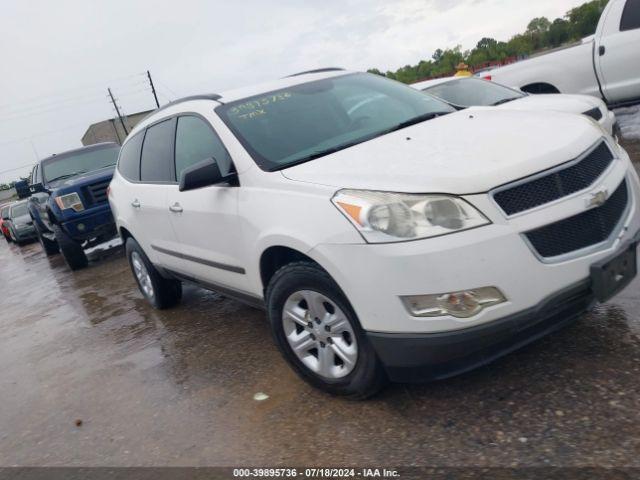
[[4, 232, 12, 243], [35, 223, 59, 256], [125, 237, 182, 309], [52, 224, 88, 270], [266, 261, 386, 399]]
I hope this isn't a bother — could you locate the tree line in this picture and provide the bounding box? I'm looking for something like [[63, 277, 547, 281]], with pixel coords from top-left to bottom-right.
[[368, 0, 609, 84]]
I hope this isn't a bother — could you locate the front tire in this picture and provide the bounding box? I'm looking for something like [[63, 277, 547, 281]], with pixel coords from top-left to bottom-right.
[[35, 223, 59, 256], [52, 224, 88, 270], [266, 261, 386, 399], [125, 237, 182, 309]]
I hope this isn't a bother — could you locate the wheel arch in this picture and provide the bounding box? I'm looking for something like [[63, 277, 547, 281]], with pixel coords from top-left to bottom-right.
[[521, 82, 560, 94], [259, 245, 318, 293]]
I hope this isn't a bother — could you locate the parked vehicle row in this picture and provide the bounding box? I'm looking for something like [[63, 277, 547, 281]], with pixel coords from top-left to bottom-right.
[[107, 69, 640, 397], [4, 65, 639, 398], [483, 0, 640, 105]]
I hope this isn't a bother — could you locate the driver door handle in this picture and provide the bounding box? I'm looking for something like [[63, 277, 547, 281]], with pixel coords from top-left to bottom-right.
[[169, 202, 183, 213], [131, 199, 140, 208]]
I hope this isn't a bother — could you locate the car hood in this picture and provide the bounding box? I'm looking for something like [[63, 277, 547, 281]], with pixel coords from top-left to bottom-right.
[[497, 94, 605, 115], [281, 109, 603, 194], [48, 165, 115, 192]]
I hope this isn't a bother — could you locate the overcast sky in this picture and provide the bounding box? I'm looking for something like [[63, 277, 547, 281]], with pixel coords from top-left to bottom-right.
[[0, 0, 586, 183]]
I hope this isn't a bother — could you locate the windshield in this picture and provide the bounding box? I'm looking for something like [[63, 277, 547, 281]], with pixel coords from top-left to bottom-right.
[[10, 203, 28, 218], [42, 145, 120, 183], [216, 73, 455, 170], [422, 78, 525, 108]]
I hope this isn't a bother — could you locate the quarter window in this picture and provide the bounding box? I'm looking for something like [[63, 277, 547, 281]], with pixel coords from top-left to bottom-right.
[[621, 0, 640, 31], [175, 116, 233, 181], [140, 118, 177, 183], [118, 131, 144, 182]]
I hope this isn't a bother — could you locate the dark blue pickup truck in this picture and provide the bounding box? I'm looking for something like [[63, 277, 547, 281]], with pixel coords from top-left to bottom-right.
[[28, 142, 121, 270]]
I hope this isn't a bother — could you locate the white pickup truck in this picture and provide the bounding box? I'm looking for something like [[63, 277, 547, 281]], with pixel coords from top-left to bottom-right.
[[487, 0, 640, 106]]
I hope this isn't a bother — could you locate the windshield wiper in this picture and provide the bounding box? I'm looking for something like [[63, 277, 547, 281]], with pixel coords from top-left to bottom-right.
[[491, 98, 518, 106], [47, 171, 88, 182], [384, 111, 452, 134]]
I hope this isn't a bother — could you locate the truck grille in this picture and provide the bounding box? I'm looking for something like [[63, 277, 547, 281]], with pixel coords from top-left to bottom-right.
[[494, 141, 614, 216], [525, 179, 628, 259], [84, 180, 110, 206]]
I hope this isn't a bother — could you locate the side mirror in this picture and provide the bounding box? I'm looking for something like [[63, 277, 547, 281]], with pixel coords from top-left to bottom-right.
[[179, 158, 237, 192], [30, 183, 45, 194]]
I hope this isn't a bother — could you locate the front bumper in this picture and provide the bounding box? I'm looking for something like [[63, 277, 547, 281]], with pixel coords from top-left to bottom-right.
[[13, 224, 37, 241], [368, 232, 639, 382], [60, 204, 116, 243], [367, 279, 596, 382]]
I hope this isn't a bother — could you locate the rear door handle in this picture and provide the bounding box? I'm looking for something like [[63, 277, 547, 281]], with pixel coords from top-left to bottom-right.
[[599, 45, 606, 56], [169, 202, 183, 213], [131, 199, 140, 208]]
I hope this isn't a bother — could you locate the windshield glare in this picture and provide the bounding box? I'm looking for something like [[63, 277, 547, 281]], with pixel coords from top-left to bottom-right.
[[217, 73, 455, 170], [42, 146, 120, 183], [423, 78, 524, 108], [10, 203, 28, 218]]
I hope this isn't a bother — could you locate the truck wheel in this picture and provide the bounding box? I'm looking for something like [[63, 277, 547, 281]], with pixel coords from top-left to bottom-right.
[[266, 261, 386, 399], [35, 223, 59, 256], [52, 224, 88, 270], [125, 237, 182, 309]]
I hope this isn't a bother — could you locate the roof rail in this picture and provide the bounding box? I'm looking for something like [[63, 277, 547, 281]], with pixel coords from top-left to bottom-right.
[[152, 93, 222, 115], [286, 67, 345, 77], [136, 93, 223, 128]]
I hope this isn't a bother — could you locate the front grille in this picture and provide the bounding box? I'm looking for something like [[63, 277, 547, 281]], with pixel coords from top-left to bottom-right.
[[583, 107, 603, 121], [84, 180, 110, 206], [525, 179, 628, 259], [494, 141, 614, 216]]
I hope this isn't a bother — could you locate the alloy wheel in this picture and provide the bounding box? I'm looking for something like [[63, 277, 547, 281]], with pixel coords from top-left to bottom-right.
[[282, 290, 358, 379], [131, 251, 155, 300]]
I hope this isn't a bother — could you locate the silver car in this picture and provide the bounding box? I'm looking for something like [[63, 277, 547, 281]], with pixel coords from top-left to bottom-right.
[[4, 200, 37, 245]]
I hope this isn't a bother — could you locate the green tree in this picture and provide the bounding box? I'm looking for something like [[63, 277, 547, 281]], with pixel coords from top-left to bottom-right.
[[367, 0, 609, 84]]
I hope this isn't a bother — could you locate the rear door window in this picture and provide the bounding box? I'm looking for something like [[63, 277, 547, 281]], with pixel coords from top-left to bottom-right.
[[621, 0, 640, 31], [140, 118, 177, 183], [174, 116, 233, 181], [118, 131, 144, 182]]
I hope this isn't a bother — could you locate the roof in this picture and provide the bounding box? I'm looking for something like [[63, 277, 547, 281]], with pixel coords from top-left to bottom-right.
[[128, 69, 354, 139], [39, 142, 120, 164]]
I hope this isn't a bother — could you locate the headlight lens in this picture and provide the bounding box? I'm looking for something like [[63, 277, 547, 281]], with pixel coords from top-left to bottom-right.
[[332, 190, 490, 243], [55, 193, 84, 212]]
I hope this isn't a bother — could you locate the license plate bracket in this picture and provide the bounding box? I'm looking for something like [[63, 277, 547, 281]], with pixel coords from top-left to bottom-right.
[[591, 243, 638, 303]]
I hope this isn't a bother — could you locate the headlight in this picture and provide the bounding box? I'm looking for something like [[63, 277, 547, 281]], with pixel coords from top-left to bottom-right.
[[54, 193, 84, 212], [332, 190, 490, 243]]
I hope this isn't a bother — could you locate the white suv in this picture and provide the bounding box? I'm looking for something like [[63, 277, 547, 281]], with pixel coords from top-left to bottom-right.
[[109, 69, 640, 398]]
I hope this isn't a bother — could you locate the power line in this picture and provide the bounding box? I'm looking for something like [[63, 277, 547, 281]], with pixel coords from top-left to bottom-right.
[[0, 163, 36, 176], [0, 74, 147, 111], [0, 120, 94, 148]]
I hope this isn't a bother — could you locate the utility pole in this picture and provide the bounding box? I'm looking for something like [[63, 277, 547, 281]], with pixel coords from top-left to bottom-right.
[[147, 70, 160, 108], [108, 88, 129, 136]]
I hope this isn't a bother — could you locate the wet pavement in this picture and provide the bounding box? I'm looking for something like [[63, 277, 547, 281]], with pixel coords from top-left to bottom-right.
[[1, 142, 640, 468]]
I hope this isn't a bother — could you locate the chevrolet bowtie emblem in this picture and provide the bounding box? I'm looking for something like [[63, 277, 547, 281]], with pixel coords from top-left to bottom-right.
[[587, 188, 609, 208]]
